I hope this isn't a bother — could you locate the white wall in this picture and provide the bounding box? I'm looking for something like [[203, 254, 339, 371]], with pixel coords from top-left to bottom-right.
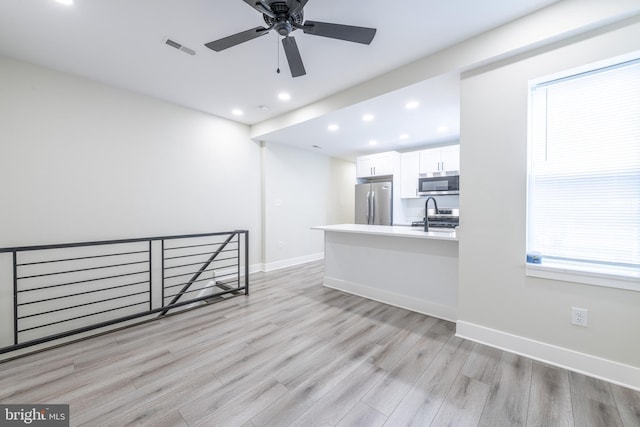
[[262, 142, 354, 270], [0, 55, 262, 250], [0, 55, 263, 350], [458, 19, 640, 388]]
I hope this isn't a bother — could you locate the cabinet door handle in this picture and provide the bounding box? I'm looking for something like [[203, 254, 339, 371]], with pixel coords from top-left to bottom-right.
[[371, 191, 375, 224]]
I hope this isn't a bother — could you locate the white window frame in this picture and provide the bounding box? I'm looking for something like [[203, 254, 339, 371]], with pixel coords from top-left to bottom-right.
[[525, 52, 640, 291]]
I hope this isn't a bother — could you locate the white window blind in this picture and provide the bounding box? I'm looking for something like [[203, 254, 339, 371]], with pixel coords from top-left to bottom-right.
[[528, 58, 640, 276]]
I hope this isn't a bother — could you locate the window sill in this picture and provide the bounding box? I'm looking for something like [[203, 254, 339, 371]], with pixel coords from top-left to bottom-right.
[[526, 260, 639, 292]]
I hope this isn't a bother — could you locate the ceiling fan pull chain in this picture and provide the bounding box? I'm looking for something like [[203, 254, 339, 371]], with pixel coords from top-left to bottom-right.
[[276, 35, 281, 74]]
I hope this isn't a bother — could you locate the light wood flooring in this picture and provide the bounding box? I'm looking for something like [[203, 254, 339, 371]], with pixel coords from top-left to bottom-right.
[[1, 261, 639, 427]]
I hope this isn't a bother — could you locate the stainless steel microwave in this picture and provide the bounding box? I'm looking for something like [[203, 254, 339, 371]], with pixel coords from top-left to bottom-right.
[[418, 175, 459, 196]]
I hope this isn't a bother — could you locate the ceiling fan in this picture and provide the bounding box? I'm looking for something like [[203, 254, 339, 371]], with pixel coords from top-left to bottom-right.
[[204, 0, 377, 77]]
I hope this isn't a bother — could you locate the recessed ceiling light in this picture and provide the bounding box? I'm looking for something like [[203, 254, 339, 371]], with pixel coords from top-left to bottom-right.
[[362, 114, 374, 122], [278, 92, 291, 101], [399, 133, 409, 140], [368, 140, 377, 146], [405, 101, 420, 109], [56, 0, 73, 4], [328, 124, 339, 132], [437, 126, 449, 133], [231, 109, 244, 116]]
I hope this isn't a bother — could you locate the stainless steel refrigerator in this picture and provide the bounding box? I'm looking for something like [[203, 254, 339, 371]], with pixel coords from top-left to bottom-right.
[[355, 182, 392, 225]]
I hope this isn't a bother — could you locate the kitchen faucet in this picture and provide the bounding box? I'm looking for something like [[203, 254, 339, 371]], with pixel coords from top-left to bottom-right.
[[424, 197, 439, 232]]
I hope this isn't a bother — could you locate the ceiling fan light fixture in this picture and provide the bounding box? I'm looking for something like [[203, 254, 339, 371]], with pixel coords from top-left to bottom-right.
[[275, 20, 293, 36]]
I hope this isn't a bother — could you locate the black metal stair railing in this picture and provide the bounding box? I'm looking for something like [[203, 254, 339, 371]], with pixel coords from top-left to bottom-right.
[[0, 230, 249, 355]]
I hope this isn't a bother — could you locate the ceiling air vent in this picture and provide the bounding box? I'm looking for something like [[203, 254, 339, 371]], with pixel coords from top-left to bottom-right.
[[164, 38, 196, 56]]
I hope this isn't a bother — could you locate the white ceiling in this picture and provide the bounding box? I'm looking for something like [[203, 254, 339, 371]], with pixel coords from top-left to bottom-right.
[[0, 0, 559, 158], [258, 72, 462, 159]]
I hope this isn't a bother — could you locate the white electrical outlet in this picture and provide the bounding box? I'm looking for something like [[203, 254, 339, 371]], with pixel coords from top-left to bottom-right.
[[571, 307, 588, 327]]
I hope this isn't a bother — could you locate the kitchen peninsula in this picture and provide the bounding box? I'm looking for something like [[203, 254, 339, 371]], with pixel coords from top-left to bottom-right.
[[312, 224, 459, 321]]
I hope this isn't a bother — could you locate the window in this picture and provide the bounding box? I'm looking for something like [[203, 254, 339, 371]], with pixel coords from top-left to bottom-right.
[[527, 56, 640, 289]]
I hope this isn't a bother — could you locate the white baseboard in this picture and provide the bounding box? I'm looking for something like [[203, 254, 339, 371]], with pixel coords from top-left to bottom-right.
[[324, 277, 457, 322], [456, 321, 640, 392], [249, 263, 265, 274], [262, 252, 324, 272]]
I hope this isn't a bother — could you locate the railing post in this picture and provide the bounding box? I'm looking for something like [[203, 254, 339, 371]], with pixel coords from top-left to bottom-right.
[[236, 232, 241, 292], [161, 239, 165, 308], [13, 251, 18, 345], [148, 240, 153, 311], [244, 230, 249, 295]]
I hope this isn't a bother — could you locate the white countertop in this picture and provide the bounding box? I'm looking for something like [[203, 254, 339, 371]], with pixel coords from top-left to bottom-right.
[[311, 224, 458, 241]]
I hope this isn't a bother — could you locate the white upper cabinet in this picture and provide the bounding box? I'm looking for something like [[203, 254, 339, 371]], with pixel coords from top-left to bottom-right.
[[419, 145, 460, 175], [400, 152, 420, 198], [356, 151, 397, 178], [418, 149, 441, 174], [440, 145, 460, 172]]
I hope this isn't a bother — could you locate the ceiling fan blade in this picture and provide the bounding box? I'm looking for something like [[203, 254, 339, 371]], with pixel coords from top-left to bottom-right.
[[205, 27, 269, 52], [282, 36, 306, 77], [241, 0, 275, 18], [288, 0, 309, 15], [302, 21, 376, 45]]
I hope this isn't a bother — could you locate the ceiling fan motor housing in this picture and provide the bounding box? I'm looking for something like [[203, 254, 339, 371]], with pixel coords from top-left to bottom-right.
[[263, 1, 303, 36]]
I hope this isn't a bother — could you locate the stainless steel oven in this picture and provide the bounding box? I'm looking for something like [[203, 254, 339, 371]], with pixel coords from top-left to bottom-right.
[[417, 175, 459, 196]]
